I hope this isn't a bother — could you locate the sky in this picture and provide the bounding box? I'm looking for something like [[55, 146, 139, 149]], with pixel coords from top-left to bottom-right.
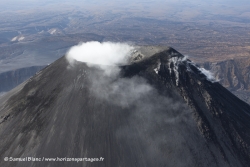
[[0, 0, 249, 25], [1, 0, 250, 13]]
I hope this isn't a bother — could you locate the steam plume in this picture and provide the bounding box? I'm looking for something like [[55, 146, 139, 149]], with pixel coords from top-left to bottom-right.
[[66, 41, 134, 66]]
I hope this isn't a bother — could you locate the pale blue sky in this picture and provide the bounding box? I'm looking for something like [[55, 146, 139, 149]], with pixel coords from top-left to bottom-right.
[[1, 0, 249, 10], [1, 0, 250, 23]]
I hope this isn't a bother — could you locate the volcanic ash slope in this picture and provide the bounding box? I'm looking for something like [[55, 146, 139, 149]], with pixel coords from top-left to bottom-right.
[[0, 45, 249, 167]]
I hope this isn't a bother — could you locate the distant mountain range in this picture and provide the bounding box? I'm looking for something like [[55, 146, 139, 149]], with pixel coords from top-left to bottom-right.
[[199, 57, 250, 104], [0, 66, 45, 94]]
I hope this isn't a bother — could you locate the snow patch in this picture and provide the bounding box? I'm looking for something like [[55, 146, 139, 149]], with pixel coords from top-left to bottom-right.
[[154, 62, 161, 74], [38, 30, 44, 34], [11, 36, 18, 42], [48, 28, 57, 35], [18, 36, 25, 41], [11, 36, 25, 42], [168, 55, 188, 86]]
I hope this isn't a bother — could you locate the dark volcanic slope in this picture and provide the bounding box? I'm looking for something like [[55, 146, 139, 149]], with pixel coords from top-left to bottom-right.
[[0, 48, 250, 167]]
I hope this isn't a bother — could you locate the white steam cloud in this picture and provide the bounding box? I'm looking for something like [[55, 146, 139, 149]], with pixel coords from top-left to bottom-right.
[[198, 67, 217, 82], [66, 41, 134, 66], [185, 57, 218, 83]]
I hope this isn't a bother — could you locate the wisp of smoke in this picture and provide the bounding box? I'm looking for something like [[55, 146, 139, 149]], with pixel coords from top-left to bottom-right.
[[185, 55, 218, 82], [66, 41, 134, 66], [199, 67, 217, 82]]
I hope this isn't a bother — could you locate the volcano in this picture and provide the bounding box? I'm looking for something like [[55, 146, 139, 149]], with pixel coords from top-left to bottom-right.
[[0, 45, 250, 167]]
